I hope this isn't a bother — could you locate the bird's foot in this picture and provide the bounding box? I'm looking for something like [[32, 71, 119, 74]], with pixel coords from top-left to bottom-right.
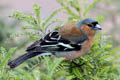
[[69, 61, 85, 73], [72, 61, 85, 68]]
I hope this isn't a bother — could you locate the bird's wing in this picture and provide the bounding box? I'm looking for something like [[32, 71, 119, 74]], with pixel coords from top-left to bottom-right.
[[26, 39, 43, 52], [26, 31, 87, 53]]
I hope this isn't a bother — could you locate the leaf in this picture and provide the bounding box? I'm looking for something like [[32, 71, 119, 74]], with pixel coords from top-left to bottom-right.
[[0, 47, 7, 57], [33, 3, 41, 24], [66, 75, 75, 80], [44, 19, 63, 30], [74, 0, 81, 12], [39, 72, 52, 80], [96, 16, 104, 22], [49, 58, 64, 76], [110, 48, 120, 54], [83, 0, 100, 17], [19, 69, 35, 80], [57, 0, 79, 18], [0, 47, 17, 70], [72, 68, 82, 79], [64, 0, 81, 13], [43, 8, 63, 27], [29, 36, 40, 40], [9, 11, 37, 26], [22, 25, 34, 30]]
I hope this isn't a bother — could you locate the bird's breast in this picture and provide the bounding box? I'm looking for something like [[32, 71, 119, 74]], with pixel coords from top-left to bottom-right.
[[64, 36, 95, 60]]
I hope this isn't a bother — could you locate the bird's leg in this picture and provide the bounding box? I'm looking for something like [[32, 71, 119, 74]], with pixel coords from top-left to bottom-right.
[[72, 61, 85, 73], [72, 77, 79, 80], [69, 60, 85, 73], [72, 61, 85, 68], [69, 60, 73, 73]]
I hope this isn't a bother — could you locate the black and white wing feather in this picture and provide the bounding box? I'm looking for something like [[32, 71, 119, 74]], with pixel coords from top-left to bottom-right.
[[26, 31, 84, 53]]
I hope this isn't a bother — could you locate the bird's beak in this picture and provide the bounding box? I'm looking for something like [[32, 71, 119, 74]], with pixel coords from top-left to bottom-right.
[[93, 24, 102, 30]]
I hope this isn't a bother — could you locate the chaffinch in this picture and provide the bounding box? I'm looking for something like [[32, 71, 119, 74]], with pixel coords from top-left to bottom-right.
[[8, 18, 102, 69]]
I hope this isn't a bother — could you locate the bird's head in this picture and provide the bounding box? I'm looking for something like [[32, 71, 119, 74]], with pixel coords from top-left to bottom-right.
[[77, 18, 102, 36]]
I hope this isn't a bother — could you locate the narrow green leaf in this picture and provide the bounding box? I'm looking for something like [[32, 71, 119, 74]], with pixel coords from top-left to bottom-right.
[[49, 58, 64, 76], [0, 47, 17, 70], [9, 11, 37, 26], [96, 16, 104, 22], [43, 8, 63, 27], [39, 72, 52, 80], [83, 0, 100, 16], [22, 25, 34, 30], [33, 3, 41, 24], [73, 68, 82, 79], [44, 19, 63, 30], [19, 69, 35, 80], [110, 48, 120, 54], [57, 0, 79, 18]]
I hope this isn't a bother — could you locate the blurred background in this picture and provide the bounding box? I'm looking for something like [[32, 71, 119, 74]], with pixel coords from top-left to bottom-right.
[[0, 0, 120, 49]]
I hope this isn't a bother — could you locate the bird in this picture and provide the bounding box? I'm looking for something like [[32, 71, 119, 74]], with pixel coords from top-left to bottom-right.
[[8, 18, 102, 69]]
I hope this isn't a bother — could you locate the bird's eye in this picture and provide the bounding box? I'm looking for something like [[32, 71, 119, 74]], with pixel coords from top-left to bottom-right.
[[87, 24, 93, 27]]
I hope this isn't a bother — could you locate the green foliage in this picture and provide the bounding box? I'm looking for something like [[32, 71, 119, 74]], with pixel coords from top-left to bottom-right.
[[63, 34, 120, 79], [57, 0, 81, 22], [9, 3, 63, 39], [0, 6, 27, 49], [0, 47, 17, 80], [57, 0, 100, 22], [83, 0, 100, 17], [0, 0, 120, 80]]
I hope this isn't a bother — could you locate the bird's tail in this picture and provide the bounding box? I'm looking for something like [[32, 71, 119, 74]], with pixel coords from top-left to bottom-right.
[[8, 52, 52, 69]]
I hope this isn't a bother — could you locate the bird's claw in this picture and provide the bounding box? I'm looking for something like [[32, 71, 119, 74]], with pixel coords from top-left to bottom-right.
[[69, 61, 85, 73]]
